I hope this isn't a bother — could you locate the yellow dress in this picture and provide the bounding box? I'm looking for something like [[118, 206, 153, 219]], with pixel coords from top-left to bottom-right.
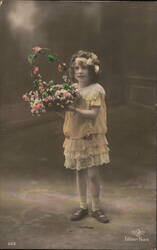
[[63, 83, 110, 170]]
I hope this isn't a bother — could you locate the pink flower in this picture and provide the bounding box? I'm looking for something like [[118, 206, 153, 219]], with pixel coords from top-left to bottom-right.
[[55, 90, 61, 96], [64, 92, 71, 98], [32, 66, 40, 75], [42, 81, 47, 87], [32, 102, 43, 111], [57, 64, 63, 72], [32, 46, 42, 53], [31, 109, 35, 114], [32, 105, 38, 111], [60, 96, 65, 100], [44, 97, 49, 102], [22, 94, 29, 102]]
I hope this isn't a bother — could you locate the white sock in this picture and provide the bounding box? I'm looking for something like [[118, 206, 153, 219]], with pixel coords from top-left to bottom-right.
[[80, 195, 88, 209], [91, 196, 100, 212]]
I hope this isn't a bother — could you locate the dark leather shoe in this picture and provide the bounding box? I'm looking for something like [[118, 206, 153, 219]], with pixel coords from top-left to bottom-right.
[[91, 209, 110, 223], [70, 208, 88, 221]]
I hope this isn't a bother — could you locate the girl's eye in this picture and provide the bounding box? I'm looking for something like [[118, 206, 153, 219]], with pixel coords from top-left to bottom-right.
[[74, 66, 79, 70], [74, 65, 88, 70], [82, 65, 88, 70]]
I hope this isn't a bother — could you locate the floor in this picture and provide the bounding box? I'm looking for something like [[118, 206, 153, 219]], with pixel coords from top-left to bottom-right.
[[0, 104, 156, 249]]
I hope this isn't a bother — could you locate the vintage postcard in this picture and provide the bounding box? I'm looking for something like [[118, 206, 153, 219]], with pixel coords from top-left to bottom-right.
[[0, 0, 156, 249]]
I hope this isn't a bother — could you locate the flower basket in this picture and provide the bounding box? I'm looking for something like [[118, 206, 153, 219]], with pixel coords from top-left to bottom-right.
[[22, 46, 80, 116]]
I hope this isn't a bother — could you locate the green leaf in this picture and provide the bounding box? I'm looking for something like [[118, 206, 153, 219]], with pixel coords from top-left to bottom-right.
[[33, 79, 39, 87], [63, 83, 70, 90], [48, 81, 54, 87], [42, 92, 48, 98], [28, 55, 35, 64], [47, 55, 55, 61], [28, 55, 34, 59]]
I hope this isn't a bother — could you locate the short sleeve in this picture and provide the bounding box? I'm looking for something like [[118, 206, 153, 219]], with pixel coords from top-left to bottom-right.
[[90, 92, 101, 107], [82, 83, 105, 108]]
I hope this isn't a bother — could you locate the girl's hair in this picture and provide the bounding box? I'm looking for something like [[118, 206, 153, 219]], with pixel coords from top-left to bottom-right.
[[69, 50, 101, 83]]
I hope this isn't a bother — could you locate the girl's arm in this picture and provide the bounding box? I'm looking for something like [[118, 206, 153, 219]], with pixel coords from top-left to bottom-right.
[[68, 105, 100, 119]]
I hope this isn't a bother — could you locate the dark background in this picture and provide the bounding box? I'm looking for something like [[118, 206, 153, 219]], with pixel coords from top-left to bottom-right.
[[0, 1, 156, 109], [0, 1, 156, 249]]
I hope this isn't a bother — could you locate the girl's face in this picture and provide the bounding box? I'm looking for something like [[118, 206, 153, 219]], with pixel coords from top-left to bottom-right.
[[74, 62, 89, 83]]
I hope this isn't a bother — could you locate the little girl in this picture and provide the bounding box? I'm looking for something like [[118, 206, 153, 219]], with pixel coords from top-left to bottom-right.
[[63, 50, 110, 223]]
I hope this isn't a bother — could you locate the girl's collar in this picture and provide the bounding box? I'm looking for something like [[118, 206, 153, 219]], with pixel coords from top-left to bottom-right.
[[77, 82, 98, 90]]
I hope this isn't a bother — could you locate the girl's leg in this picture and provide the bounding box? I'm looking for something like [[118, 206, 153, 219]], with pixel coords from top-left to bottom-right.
[[76, 169, 88, 209], [88, 166, 100, 212], [88, 166, 110, 223]]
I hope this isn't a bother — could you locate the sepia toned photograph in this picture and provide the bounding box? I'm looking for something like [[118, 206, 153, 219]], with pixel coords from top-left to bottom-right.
[[0, 0, 156, 249]]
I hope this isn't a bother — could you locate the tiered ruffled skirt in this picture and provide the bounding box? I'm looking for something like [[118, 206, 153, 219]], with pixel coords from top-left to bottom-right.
[[63, 134, 110, 171]]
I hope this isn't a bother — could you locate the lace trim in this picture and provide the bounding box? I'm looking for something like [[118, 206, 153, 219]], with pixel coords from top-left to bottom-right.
[[64, 152, 110, 171], [63, 134, 110, 154], [80, 83, 106, 99]]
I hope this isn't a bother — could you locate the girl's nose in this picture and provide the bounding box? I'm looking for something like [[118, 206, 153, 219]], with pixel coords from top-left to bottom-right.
[[78, 67, 82, 72]]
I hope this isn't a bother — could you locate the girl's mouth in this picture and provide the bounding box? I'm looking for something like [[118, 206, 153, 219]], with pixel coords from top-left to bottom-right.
[[77, 75, 85, 77]]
